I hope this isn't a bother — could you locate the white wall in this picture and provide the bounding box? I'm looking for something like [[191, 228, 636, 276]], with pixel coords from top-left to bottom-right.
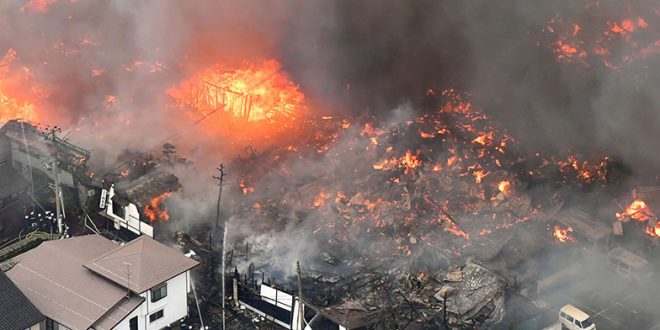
[[110, 271, 190, 330], [112, 304, 143, 330], [142, 271, 189, 330]]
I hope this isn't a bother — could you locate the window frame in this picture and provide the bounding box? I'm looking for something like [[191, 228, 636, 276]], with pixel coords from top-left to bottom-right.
[[149, 309, 164, 323], [150, 282, 168, 302]]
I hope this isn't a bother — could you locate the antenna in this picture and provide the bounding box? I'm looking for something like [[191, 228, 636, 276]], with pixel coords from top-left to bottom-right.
[[122, 261, 132, 297]]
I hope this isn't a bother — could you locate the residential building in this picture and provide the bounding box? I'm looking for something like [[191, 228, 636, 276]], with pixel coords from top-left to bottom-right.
[[6, 234, 199, 330], [0, 271, 44, 330]]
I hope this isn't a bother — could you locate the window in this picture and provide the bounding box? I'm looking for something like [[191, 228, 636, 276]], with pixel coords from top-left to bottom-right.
[[567, 315, 574, 323], [129, 316, 138, 330], [46, 319, 54, 330], [151, 282, 167, 302], [582, 318, 594, 328], [149, 310, 164, 323]]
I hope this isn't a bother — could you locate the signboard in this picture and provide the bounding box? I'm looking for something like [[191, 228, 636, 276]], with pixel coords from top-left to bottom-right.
[[99, 189, 107, 209]]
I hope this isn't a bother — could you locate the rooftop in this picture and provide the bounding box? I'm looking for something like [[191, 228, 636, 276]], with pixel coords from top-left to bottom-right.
[[84, 235, 199, 293], [6, 234, 197, 330], [0, 271, 45, 330]]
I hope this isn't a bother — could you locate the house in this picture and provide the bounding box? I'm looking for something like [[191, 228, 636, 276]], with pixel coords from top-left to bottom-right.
[[0, 271, 45, 330], [6, 234, 199, 330], [0, 120, 91, 237]]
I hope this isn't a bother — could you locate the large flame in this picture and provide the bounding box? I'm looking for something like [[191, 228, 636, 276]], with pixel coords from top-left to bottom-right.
[[616, 198, 654, 222], [167, 59, 305, 136], [144, 192, 172, 224], [0, 49, 44, 125]]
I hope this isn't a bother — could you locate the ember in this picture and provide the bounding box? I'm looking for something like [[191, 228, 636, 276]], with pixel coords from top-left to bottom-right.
[[553, 225, 575, 243]]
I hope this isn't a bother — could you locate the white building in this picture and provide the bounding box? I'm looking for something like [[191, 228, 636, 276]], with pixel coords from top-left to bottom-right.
[[6, 234, 199, 330]]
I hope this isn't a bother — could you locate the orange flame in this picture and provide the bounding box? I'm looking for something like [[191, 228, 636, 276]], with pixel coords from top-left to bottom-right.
[[144, 192, 172, 223], [167, 59, 304, 135], [498, 180, 512, 196], [239, 178, 254, 195], [616, 198, 654, 222], [553, 225, 575, 243], [645, 222, 660, 238], [312, 190, 331, 207], [0, 49, 44, 125]]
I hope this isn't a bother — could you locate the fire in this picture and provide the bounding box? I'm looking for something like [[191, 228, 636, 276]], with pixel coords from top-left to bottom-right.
[[497, 180, 511, 196], [21, 0, 59, 13], [239, 178, 255, 195], [167, 59, 305, 135], [372, 150, 421, 175], [646, 222, 660, 238], [616, 198, 654, 222], [0, 49, 44, 125], [312, 190, 331, 207], [543, 11, 656, 68], [144, 192, 172, 223], [553, 225, 575, 243], [473, 170, 489, 184]]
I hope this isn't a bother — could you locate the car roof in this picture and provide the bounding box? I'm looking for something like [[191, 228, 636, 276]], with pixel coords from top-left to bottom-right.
[[560, 304, 590, 321]]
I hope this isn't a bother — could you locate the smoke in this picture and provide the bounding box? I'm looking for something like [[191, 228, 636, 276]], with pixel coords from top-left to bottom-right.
[[1, 0, 657, 172], [2, 1, 660, 325]]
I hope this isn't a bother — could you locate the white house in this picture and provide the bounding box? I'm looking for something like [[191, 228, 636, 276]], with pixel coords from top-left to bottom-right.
[[100, 184, 154, 237], [6, 234, 199, 330]]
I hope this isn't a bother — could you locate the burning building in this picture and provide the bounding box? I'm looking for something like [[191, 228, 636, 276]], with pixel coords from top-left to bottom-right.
[[0, 0, 659, 329]]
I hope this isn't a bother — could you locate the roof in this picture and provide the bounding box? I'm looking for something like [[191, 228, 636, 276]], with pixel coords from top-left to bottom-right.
[[317, 300, 380, 328], [443, 262, 505, 318], [0, 164, 29, 198], [554, 209, 611, 241], [0, 271, 45, 330], [6, 235, 137, 330], [92, 295, 144, 330], [608, 247, 649, 269], [84, 235, 199, 293], [560, 304, 590, 321]]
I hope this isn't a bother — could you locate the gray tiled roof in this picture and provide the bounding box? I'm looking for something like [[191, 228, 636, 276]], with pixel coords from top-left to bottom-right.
[[0, 271, 44, 330]]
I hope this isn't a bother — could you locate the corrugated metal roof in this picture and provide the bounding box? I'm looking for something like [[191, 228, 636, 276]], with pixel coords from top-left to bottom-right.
[[6, 235, 134, 330], [84, 235, 199, 293], [92, 295, 144, 330], [0, 271, 44, 330]]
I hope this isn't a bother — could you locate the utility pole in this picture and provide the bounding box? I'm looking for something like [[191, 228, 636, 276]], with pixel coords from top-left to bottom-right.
[[297, 261, 304, 330], [43, 126, 63, 235], [212, 163, 227, 229]]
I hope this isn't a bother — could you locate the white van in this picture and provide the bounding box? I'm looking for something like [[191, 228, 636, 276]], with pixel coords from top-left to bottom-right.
[[559, 304, 595, 330]]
